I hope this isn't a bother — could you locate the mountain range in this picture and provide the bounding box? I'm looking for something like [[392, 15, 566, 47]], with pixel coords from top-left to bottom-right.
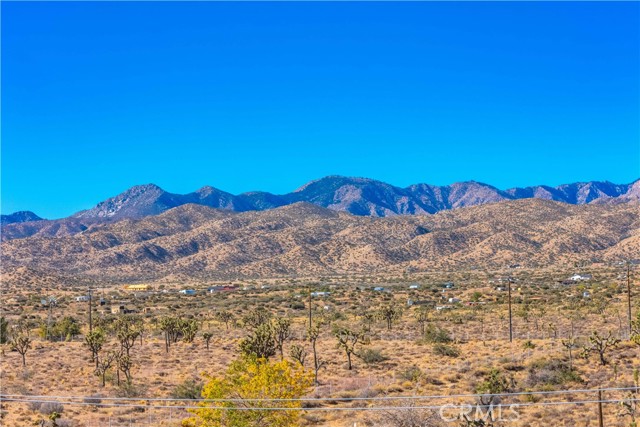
[[2, 199, 638, 282], [2, 176, 639, 242]]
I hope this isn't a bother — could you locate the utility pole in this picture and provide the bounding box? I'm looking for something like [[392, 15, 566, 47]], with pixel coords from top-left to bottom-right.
[[508, 277, 513, 343], [627, 261, 633, 338], [46, 297, 53, 341], [308, 284, 313, 333], [88, 289, 93, 334]]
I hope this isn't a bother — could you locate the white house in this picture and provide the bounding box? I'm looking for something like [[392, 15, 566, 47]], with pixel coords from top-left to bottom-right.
[[570, 274, 593, 282], [179, 289, 196, 295], [409, 284, 420, 289], [75, 295, 90, 302], [311, 291, 331, 297]]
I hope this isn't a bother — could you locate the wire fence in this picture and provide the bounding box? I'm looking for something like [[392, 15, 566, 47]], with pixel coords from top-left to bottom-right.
[[2, 386, 638, 426]]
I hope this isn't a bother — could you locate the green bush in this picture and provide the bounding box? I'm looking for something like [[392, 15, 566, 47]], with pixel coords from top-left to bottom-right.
[[423, 324, 452, 343], [396, 365, 423, 382], [358, 348, 388, 365], [171, 378, 204, 400], [525, 358, 582, 388], [116, 381, 147, 398], [433, 343, 460, 358]]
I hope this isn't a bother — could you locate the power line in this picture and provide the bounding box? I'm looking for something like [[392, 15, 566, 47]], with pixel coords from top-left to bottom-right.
[[1, 386, 638, 403], [1, 396, 638, 411]]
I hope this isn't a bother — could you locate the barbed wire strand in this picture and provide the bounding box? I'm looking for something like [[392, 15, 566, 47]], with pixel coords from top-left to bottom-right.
[[1, 385, 638, 403], [1, 397, 638, 411]]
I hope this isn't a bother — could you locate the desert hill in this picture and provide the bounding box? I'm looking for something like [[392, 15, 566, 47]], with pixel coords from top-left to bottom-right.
[[2, 199, 638, 281]]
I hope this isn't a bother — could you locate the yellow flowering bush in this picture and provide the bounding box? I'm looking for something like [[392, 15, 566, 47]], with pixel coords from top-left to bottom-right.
[[183, 356, 313, 427]]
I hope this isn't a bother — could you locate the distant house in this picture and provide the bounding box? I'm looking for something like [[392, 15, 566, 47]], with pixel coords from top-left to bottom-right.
[[208, 285, 237, 293], [311, 291, 331, 297], [373, 287, 386, 292], [407, 299, 432, 307], [179, 289, 196, 295], [75, 295, 90, 302], [409, 284, 420, 289], [443, 282, 455, 289], [448, 297, 461, 304], [111, 305, 135, 315], [569, 274, 592, 282], [40, 297, 58, 307], [125, 284, 150, 291]]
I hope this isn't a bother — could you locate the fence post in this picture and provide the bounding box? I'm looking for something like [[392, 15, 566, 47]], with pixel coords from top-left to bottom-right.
[[597, 389, 604, 427]]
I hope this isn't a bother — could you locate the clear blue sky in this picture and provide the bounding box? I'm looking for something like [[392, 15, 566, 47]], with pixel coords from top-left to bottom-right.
[[2, 2, 639, 218]]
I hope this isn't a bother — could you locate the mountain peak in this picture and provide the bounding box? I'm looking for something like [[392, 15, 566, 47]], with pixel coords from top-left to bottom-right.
[[61, 176, 640, 222], [1, 211, 43, 225]]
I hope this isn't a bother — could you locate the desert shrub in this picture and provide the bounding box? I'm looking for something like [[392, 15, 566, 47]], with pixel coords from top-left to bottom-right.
[[358, 348, 388, 365], [116, 381, 147, 398], [525, 358, 582, 389], [396, 365, 423, 382], [422, 324, 452, 344], [433, 343, 460, 358], [184, 357, 313, 427], [171, 378, 204, 400], [39, 316, 82, 342], [289, 301, 305, 310], [39, 402, 64, 415], [373, 406, 444, 427], [83, 395, 103, 406], [27, 401, 42, 412]]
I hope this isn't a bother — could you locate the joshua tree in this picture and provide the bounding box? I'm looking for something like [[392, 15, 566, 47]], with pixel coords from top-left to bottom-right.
[[582, 330, 621, 366], [95, 350, 117, 387], [289, 344, 307, 367], [116, 350, 133, 384], [561, 337, 578, 371], [631, 312, 640, 346], [333, 326, 369, 370], [0, 317, 9, 344], [239, 323, 276, 359], [415, 309, 430, 335], [379, 305, 403, 331], [180, 319, 199, 343], [242, 308, 272, 330], [308, 324, 326, 384], [202, 332, 214, 350], [10, 331, 31, 367], [160, 316, 181, 352], [85, 329, 106, 368], [360, 311, 377, 332], [531, 305, 547, 332], [215, 311, 235, 330], [271, 317, 292, 360], [115, 316, 141, 358]]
